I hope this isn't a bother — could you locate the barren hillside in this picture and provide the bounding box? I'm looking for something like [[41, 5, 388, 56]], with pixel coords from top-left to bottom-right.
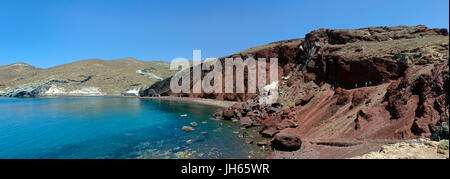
[[0, 58, 175, 96]]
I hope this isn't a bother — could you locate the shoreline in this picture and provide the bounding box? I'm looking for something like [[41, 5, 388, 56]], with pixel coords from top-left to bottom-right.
[[2, 95, 443, 159], [139, 96, 236, 109], [0, 94, 236, 109]]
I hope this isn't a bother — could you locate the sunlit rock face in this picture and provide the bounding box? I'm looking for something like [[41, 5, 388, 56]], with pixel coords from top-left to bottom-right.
[[144, 25, 448, 142], [45, 85, 67, 96], [68, 87, 103, 96]]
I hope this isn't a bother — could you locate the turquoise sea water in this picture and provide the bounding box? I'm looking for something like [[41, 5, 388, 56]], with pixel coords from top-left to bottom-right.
[[0, 97, 262, 159]]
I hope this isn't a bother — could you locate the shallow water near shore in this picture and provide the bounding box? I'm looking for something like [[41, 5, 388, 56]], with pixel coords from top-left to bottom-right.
[[0, 97, 265, 159]]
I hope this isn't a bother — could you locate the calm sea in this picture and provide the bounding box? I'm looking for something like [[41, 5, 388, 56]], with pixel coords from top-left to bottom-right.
[[0, 97, 263, 159]]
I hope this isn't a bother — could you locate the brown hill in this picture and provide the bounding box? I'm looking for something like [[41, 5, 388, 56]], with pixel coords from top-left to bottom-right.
[[0, 63, 42, 84], [0, 58, 175, 96]]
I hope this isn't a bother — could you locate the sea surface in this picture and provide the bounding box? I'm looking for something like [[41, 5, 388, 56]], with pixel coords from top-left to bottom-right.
[[0, 97, 264, 159]]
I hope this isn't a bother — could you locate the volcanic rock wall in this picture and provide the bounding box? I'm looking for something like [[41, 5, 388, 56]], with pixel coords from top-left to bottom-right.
[[142, 25, 449, 145]]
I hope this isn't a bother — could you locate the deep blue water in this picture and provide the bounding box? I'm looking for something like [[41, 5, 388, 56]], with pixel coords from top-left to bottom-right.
[[0, 97, 263, 159]]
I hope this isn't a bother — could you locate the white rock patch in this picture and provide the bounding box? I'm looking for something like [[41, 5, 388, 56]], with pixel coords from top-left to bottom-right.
[[136, 70, 164, 81], [125, 88, 140, 96], [69, 87, 103, 96], [259, 81, 279, 105], [10, 63, 29, 67], [45, 85, 66, 96]]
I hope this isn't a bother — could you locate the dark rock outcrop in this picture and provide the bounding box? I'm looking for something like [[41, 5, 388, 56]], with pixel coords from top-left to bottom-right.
[[2, 84, 51, 97], [431, 122, 449, 141]]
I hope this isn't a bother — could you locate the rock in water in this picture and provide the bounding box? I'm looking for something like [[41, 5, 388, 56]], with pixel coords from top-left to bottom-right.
[[190, 122, 198, 127], [223, 109, 235, 119], [182, 126, 195, 132], [271, 128, 302, 151]]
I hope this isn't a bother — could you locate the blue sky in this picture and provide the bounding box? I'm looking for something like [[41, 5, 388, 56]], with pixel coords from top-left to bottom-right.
[[0, 0, 448, 68]]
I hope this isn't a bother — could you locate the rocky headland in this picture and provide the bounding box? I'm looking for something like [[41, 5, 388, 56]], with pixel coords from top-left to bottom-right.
[[141, 25, 449, 158]]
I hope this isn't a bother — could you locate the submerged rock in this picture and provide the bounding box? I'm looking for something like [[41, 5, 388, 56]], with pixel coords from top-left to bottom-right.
[[182, 126, 195, 132]]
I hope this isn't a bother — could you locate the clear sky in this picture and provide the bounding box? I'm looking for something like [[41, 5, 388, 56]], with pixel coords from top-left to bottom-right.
[[0, 0, 448, 68]]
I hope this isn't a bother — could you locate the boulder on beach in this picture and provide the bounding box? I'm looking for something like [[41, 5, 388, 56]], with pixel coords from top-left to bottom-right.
[[276, 120, 298, 130], [271, 128, 302, 151], [240, 117, 253, 128], [266, 107, 280, 114], [261, 127, 279, 138], [223, 109, 235, 119]]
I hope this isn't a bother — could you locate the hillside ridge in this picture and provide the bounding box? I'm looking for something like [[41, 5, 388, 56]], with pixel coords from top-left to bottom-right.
[[0, 57, 175, 97], [140, 25, 449, 157]]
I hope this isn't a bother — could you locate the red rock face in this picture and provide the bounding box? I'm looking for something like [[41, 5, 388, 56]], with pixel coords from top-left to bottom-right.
[[142, 38, 304, 102], [381, 62, 449, 138], [143, 25, 449, 142]]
